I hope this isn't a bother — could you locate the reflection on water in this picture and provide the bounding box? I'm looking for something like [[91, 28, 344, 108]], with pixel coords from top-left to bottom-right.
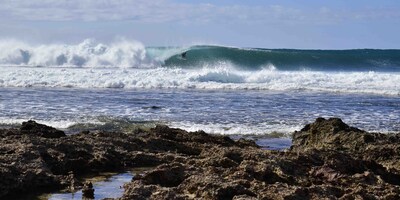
[[48, 172, 133, 200], [256, 138, 292, 150], [230, 134, 292, 151]]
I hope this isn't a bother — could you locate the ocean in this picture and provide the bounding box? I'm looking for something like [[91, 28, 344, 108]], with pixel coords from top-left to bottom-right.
[[1, 39, 400, 146]]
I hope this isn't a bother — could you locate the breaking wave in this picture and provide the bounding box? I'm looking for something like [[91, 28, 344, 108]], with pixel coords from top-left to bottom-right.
[[0, 39, 159, 68], [0, 39, 400, 95], [1, 39, 400, 71]]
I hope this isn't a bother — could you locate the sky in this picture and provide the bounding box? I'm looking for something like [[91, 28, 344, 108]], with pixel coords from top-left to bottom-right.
[[0, 0, 399, 49]]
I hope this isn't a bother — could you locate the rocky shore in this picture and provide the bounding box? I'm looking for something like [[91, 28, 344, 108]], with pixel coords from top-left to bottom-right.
[[1, 118, 399, 199]]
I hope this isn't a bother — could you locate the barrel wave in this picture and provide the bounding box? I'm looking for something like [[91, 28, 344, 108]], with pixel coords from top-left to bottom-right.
[[162, 45, 400, 71], [1, 39, 400, 71]]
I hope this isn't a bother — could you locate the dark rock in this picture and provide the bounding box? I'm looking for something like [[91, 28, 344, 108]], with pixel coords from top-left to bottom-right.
[[291, 118, 400, 170], [82, 182, 95, 199], [80, 130, 90, 134], [141, 163, 186, 187], [20, 120, 66, 138], [1, 118, 400, 199], [292, 118, 365, 152]]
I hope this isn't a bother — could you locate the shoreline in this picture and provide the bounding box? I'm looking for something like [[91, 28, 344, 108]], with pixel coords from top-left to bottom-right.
[[1, 118, 399, 199]]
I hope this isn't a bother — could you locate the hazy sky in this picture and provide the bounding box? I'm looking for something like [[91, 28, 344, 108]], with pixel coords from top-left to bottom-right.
[[0, 0, 399, 49]]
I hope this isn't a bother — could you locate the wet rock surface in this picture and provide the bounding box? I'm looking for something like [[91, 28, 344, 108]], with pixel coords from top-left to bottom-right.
[[20, 120, 66, 138], [82, 182, 95, 199], [0, 118, 399, 199], [291, 117, 400, 171]]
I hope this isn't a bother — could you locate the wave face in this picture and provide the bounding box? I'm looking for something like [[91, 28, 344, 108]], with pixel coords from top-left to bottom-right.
[[1, 39, 400, 71], [162, 46, 400, 71], [1, 39, 400, 95]]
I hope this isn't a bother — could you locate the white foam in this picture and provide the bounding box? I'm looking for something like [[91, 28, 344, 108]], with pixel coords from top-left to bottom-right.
[[1, 65, 400, 95], [0, 117, 100, 129], [0, 39, 158, 68], [168, 121, 301, 136]]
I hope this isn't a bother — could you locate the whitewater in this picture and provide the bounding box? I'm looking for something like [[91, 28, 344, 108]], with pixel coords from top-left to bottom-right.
[[1, 39, 400, 136], [0, 39, 400, 95], [1, 66, 400, 95]]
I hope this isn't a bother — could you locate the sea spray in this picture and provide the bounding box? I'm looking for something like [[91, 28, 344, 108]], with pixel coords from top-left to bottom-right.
[[0, 39, 158, 68]]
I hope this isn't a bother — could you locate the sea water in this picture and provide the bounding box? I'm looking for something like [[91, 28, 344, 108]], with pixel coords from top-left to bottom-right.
[[1, 87, 399, 136], [1, 39, 400, 148], [1, 38, 399, 199], [48, 172, 133, 200]]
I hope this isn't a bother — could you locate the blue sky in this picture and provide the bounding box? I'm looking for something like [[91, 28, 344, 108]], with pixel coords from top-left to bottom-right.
[[0, 0, 399, 49]]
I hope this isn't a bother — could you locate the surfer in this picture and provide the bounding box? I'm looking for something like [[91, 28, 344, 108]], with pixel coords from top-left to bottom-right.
[[181, 51, 187, 59]]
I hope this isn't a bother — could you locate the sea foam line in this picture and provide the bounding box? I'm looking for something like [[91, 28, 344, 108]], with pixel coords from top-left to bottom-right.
[[0, 65, 399, 96]]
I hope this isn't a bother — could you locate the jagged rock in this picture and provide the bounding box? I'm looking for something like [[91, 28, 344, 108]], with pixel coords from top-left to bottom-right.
[[141, 163, 186, 187], [1, 118, 400, 199], [20, 120, 66, 138], [0, 120, 258, 198], [291, 117, 365, 151], [291, 117, 400, 170], [82, 182, 95, 199]]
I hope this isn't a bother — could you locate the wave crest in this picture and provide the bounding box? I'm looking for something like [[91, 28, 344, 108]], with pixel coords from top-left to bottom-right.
[[2, 39, 400, 71], [0, 39, 159, 68]]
